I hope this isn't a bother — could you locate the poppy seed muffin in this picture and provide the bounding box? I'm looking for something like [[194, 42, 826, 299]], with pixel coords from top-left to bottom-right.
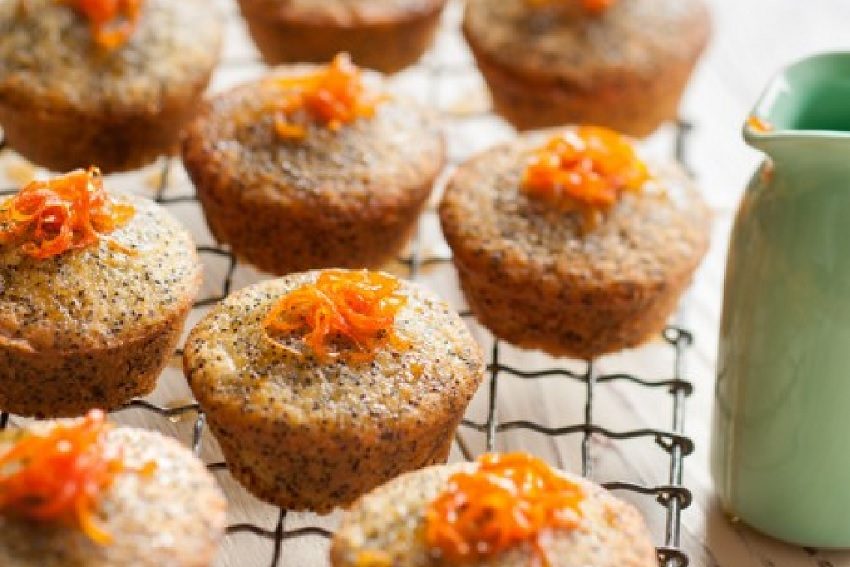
[[439, 128, 710, 360], [331, 457, 657, 566], [237, 0, 448, 73], [0, 0, 222, 173], [183, 269, 484, 513], [0, 171, 202, 417], [0, 414, 227, 566], [463, 0, 710, 135], [182, 61, 444, 276]]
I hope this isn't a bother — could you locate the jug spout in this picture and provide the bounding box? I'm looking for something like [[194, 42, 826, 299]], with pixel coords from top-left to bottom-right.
[[744, 52, 850, 164]]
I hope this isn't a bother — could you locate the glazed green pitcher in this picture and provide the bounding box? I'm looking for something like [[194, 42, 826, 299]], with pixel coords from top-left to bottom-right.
[[712, 52, 850, 546]]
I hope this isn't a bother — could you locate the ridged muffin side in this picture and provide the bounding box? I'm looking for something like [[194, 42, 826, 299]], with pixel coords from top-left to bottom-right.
[[183, 271, 483, 513], [0, 196, 202, 417], [0, 425, 227, 567], [331, 462, 657, 567], [439, 131, 710, 359]]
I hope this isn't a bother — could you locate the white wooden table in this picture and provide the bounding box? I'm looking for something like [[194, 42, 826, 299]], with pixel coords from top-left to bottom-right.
[[2, 1, 849, 565]]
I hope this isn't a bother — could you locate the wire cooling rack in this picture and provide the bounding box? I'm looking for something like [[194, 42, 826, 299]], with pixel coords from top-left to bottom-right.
[[0, 132, 696, 567], [0, 2, 697, 565]]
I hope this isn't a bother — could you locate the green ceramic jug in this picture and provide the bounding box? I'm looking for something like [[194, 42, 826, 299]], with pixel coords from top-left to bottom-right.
[[712, 51, 850, 546]]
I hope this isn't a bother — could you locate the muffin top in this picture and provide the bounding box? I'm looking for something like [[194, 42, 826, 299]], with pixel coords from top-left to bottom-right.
[[0, 419, 226, 567], [184, 271, 483, 432], [182, 67, 444, 213], [0, 191, 201, 353], [245, 0, 446, 26], [331, 459, 657, 567], [463, 0, 710, 84], [0, 0, 222, 112], [440, 129, 710, 288]]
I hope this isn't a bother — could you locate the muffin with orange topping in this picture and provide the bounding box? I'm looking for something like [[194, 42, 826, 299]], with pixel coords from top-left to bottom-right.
[[0, 0, 222, 172], [183, 55, 444, 276], [237, 0, 448, 73], [463, 0, 710, 135], [440, 126, 710, 359], [0, 168, 202, 417], [331, 452, 657, 566], [0, 410, 227, 566], [183, 268, 484, 513]]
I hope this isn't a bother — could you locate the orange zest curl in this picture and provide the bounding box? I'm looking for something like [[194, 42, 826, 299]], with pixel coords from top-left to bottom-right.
[[747, 115, 774, 133], [426, 453, 584, 566], [526, 0, 615, 14], [0, 410, 122, 545], [271, 53, 387, 140], [521, 125, 649, 223], [0, 167, 135, 260], [263, 270, 409, 363], [61, 0, 143, 49]]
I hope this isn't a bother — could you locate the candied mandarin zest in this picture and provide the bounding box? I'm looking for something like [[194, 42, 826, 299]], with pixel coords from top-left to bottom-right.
[[0, 167, 135, 260], [522, 125, 649, 216], [263, 270, 409, 363], [426, 453, 584, 566], [61, 0, 144, 49], [270, 53, 387, 140], [0, 410, 121, 545], [526, 0, 615, 14], [747, 115, 774, 133]]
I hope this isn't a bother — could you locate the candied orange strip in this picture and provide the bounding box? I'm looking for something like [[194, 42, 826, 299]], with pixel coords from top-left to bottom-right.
[[0, 167, 135, 260], [426, 453, 584, 566], [521, 125, 649, 216], [526, 0, 615, 13], [0, 410, 122, 545], [61, 0, 143, 49], [263, 270, 409, 363], [270, 53, 387, 139], [747, 115, 774, 133]]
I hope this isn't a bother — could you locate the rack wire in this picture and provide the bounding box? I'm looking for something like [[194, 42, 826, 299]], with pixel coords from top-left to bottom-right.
[[0, 2, 696, 565]]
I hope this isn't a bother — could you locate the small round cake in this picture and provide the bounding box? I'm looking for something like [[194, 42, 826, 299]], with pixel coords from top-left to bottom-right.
[[183, 269, 484, 513], [463, 0, 710, 136], [236, 0, 448, 73], [183, 55, 445, 275], [0, 410, 227, 567], [0, 0, 222, 172], [331, 452, 657, 566], [439, 126, 710, 359], [0, 168, 202, 417]]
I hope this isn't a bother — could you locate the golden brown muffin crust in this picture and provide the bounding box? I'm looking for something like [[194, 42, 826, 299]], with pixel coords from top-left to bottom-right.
[[439, 129, 710, 358], [184, 71, 443, 213], [182, 69, 444, 274], [0, 426, 227, 567], [0, 0, 222, 113], [184, 271, 484, 512], [185, 272, 481, 440], [0, 195, 202, 353], [463, 0, 710, 87], [331, 462, 657, 567], [440, 131, 709, 291]]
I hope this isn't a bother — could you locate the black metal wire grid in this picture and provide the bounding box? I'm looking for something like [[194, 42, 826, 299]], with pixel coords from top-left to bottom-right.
[[0, 5, 697, 564]]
